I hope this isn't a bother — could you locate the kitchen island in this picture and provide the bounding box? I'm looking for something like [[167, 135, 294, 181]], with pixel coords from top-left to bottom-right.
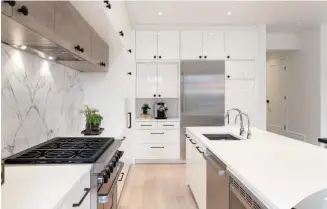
[[186, 126, 327, 209]]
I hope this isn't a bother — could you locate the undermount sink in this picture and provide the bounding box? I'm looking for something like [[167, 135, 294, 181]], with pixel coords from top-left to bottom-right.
[[203, 134, 241, 141]]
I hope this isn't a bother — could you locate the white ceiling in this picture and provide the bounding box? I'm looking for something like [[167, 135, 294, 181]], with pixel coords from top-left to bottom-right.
[[126, 1, 327, 31]]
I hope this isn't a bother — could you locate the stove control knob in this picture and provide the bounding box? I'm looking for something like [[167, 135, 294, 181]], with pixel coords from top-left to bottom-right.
[[103, 173, 109, 183], [116, 150, 124, 159], [107, 163, 114, 173], [111, 158, 117, 167]]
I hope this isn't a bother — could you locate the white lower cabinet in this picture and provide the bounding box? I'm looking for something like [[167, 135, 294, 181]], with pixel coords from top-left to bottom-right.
[[57, 172, 90, 209], [135, 129, 180, 160], [186, 133, 206, 209]]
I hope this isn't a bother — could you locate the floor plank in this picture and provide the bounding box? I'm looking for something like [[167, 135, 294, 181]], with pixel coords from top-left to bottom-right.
[[118, 164, 198, 209]]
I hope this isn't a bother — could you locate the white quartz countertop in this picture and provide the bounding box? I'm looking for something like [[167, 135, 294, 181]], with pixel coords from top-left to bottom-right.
[[186, 126, 327, 209], [1, 164, 92, 209]]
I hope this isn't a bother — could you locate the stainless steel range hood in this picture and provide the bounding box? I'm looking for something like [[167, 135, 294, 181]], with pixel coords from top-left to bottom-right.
[[1, 1, 109, 72]]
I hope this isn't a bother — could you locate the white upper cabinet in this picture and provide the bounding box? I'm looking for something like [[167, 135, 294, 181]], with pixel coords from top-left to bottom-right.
[[136, 63, 157, 98], [136, 31, 179, 60], [180, 31, 203, 60], [202, 31, 225, 60], [225, 29, 257, 60], [157, 63, 179, 98], [135, 31, 158, 60], [136, 63, 179, 98], [226, 61, 255, 79], [157, 31, 180, 60]]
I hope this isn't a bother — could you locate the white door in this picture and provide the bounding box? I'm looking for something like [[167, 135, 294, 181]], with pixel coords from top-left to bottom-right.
[[225, 29, 257, 60], [157, 63, 179, 98], [202, 31, 225, 60], [266, 54, 287, 135], [135, 31, 158, 60], [226, 61, 255, 79], [157, 31, 180, 60], [225, 80, 255, 126], [136, 63, 157, 98], [180, 31, 203, 60]]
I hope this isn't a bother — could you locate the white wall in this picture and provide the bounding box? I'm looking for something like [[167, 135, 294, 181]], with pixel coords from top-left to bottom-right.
[[81, 2, 135, 137], [321, 24, 327, 137], [267, 33, 301, 51], [286, 27, 321, 144]]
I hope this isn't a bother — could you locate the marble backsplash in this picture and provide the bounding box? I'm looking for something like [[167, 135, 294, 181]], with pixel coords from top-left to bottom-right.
[[1, 44, 83, 158]]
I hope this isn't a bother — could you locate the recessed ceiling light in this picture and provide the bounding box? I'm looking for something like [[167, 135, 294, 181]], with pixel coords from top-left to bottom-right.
[[227, 11, 232, 16], [158, 12, 163, 15], [20, 45, 27, 50]]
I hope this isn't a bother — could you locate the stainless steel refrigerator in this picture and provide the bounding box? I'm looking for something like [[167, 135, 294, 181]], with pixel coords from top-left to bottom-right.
[[180, 61, 225, 160]]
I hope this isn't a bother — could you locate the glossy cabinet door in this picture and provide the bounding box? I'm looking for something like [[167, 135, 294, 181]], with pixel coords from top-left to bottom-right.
[[157, 63, 179, 98], [1, 1, 13, 16], [54, 1, 92, 57], [225, 29, 257, 60], [135, 31, 158, 60], [225, 80, 255, 124], [91, 31, 109, 69], [226, 61, 255, 79], [157, 31, 179, 60], [180, 31, 203, 60], [194, 144, 206, 209], [136, 63, 157, 98], [202, 31, 225, 60]]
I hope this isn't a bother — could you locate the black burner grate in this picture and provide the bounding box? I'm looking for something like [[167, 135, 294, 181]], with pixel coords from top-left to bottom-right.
[[4, 137, 115, 164]]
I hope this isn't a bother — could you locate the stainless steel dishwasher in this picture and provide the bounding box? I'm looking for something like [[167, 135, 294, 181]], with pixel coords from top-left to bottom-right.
[[205, 149, 229, 209]]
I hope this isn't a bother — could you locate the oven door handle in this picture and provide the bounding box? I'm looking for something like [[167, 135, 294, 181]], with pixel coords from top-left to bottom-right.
[[97, 162, 124, 203]]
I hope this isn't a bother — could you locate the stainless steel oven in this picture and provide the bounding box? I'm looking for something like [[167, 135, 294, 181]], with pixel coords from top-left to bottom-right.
[[97, 162, 124, 209]]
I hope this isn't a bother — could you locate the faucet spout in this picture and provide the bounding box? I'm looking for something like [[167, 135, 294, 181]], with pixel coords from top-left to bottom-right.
[[225, 108, 245, 136], [235, 113, 251, 139]]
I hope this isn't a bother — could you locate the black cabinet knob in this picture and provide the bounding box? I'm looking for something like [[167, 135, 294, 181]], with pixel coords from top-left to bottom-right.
[[204, 55, 207, 59], [127, 72, 132, 75], [80, 47, 84, 53], [99, 62, 106, 67], [158, 94, 161, 97], [18, 5, 28, 16], [127, 49, 132, 53], [4, 1, 16, 7], [199, 55, 202, 59], [119, 31, 124, 37], [106, 4, 111, 9], [227, 55, 230, 59], [227, 75, 230, 78], [266, 100, 270, 104], [153, 94, 156, 97], [154, 55, 157, 59], [159, 56, 162, 59], [75, 45, 81, 51]]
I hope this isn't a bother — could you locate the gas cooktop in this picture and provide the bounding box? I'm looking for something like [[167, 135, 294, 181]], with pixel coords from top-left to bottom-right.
[[4, 137, 115, 164]]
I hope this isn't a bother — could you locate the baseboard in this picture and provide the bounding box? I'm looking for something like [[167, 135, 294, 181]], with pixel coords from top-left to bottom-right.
[[135, 159, 186, 164]]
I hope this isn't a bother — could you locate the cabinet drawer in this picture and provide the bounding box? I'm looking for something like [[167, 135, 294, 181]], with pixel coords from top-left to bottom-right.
[[135, 122, 157, 129], [157, 122, 180, 129], [137, 130, 179, 143], [136, 143, 180, 159]]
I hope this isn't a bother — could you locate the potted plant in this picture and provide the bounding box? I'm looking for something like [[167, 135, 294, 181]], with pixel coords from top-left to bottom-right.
[[80, 105, 103, 131], [141, 103, 151, 115]]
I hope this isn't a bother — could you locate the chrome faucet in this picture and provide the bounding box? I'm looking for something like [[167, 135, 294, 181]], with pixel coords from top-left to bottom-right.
[[235, 113, 251, 139], [225, 108, 245, 136]]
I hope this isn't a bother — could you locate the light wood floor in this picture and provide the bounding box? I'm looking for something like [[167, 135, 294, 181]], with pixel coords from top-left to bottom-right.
[[118, 164, 198, 209]]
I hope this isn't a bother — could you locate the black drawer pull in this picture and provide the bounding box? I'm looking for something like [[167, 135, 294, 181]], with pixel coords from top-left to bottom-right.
[[150, 132, 164, 135], [163, 124, 174, 127], [196, 146, 204, 154], [189, 139, 196, 144], [118, 172, 125, 181], [72, 188, 90, 207], [185, 134, 190, 138], [141, 125, 152, 127], [150, 146, 164, 148]]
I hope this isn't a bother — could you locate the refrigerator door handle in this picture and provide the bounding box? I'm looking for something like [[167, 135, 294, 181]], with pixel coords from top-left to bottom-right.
[[127, 112, 132, 128]]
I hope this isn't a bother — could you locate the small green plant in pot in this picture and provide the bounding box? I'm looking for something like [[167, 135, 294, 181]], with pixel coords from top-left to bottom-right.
[[80, 105, 103, 131], [141, 103, 151, 115]]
